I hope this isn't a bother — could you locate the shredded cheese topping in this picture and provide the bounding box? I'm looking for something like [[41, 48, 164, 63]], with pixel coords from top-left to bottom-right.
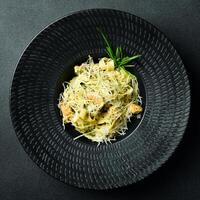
[[58, 56, 142, 143]]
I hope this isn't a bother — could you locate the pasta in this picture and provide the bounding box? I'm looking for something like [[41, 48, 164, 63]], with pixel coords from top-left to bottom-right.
[[58, 56, 142, 143]]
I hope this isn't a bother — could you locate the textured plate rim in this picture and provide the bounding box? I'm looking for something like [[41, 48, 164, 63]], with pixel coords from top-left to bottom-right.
[[9, 8, 191, 190]]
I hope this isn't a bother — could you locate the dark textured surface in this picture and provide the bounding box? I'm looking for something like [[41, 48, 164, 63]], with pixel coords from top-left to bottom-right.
[[10, 9, 190, 190], [0, 0, 200, 199]]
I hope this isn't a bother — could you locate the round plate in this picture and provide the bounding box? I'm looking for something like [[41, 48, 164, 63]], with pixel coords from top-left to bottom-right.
[[10, 9, 190, 189]]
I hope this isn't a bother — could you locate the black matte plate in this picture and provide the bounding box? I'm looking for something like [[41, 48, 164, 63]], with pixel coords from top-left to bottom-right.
[[10, 9, 190, 189]]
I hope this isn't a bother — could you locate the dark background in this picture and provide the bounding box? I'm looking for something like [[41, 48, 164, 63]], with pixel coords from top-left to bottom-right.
[[0, 0, 200, 199]]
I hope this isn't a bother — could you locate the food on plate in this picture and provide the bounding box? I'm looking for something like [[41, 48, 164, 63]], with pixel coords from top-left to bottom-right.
[[58, 30, 142, 143]]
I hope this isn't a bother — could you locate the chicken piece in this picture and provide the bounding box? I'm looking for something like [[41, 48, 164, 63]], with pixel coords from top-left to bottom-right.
[[99, 57, 115, 71], [60, 103, 73, 121], [129, 103, 143, 114], [86, 93, 103, 105], [86, 93, 104, 118]]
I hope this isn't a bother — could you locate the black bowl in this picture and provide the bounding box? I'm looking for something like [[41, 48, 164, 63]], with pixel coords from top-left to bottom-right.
[[10, 9, 190, 189]]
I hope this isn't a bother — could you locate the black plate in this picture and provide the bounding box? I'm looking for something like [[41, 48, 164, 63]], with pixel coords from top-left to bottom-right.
[[10, 9, 190, 189]]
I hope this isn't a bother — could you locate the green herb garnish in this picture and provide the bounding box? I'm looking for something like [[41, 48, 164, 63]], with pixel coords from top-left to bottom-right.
[[97, 28, 141, 76]]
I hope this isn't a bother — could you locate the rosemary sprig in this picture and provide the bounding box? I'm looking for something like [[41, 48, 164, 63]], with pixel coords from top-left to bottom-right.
[[97, 28, 141, 76]]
